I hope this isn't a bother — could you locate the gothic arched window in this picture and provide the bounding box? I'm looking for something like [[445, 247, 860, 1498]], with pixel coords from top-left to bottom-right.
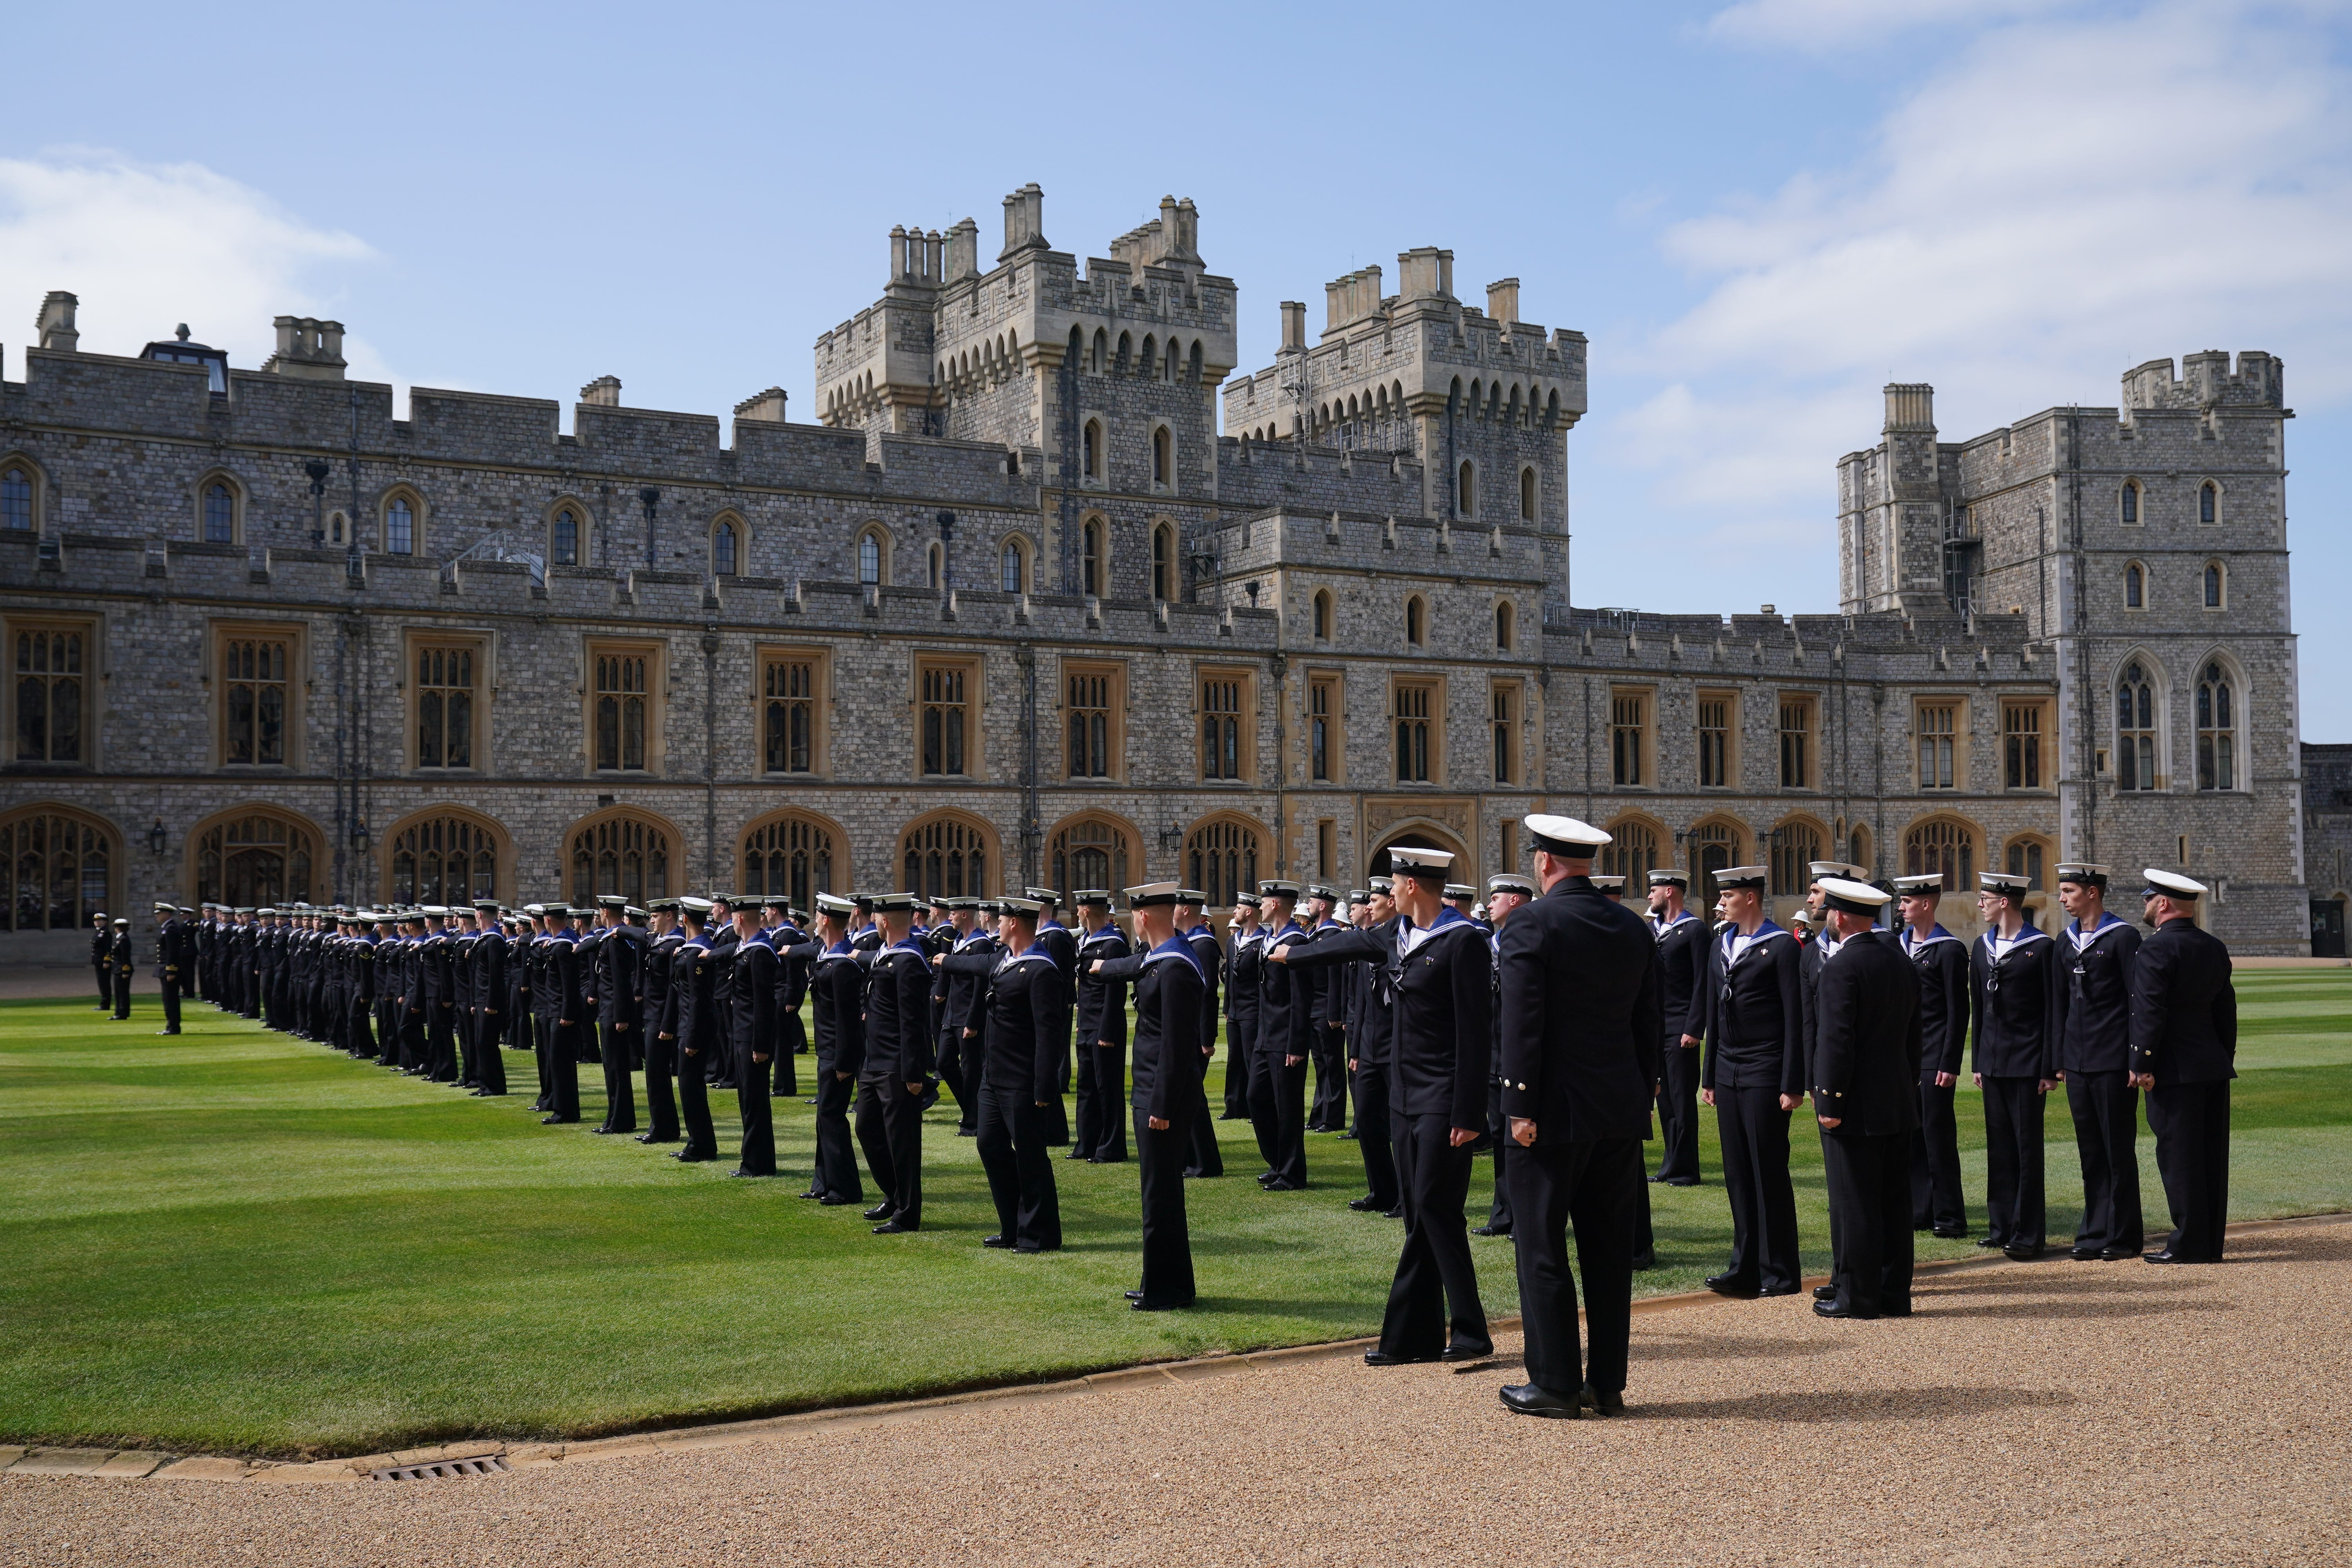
[[1, 808, 112, 930], [2117, 661, 2158, 791], [569, 814, 669, 905], [2196, 661, 2236, 791]]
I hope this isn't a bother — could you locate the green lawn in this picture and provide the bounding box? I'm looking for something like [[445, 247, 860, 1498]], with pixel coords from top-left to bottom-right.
[[2, 970, 2347, 1457]]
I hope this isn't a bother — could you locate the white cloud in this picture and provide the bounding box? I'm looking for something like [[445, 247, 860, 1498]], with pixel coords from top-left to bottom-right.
[[0, 149, 382, 385], [1618, 1, 2352, 511]]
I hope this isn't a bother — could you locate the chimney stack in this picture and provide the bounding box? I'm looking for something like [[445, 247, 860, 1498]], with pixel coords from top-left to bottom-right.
[[581, 375, 622, 407], [1280, 300, 1305, 352], [1396, 248, 1455, 302], [1882, 383, 1935, 433], [734, 387, 789, 423], [264, 316, 347, 380], [946, 217, 980, 281], [999, 183, 1047, 261], [1485, 278, 1520, 324], [35, 291, 78, 353]]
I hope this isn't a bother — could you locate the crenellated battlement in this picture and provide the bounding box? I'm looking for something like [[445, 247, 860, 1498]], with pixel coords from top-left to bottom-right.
[[2122, 350, 2283, 412]]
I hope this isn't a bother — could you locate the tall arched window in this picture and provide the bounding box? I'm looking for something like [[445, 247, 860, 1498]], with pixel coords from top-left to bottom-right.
[[385, 495, 418, 555], [1405, 596, 1426, 647], [1904, 819, 1976, 889], [2203, 561, 2225, 608], [2121, 482, 2141, 525], [857, 528, 884, 586], [551, 508, 579, 566], [1520, 466, 1537, 522], [742, 814, 835, 910], [926, 542, 944, 589], [15, 626, 85, 763], [1082, 517, 1106, 597], [0, 465, 33, 531], [203, 481, 237, 543], [1, 808, 112, 930], [1049, 817, 1131, 905], [1771, 822, 1824, 897], [1689, 821, 1742, 915], [388, 812, 499, 906], [196, 811, 315, 908], [712, 518, 739, 577], [1495, 601, 1514, 650], [1599, 820, 1658, 884], [2200, 482, 2218, 524], [1000, 538, 1025, 594], [2126, 563, 2145, 609], [1313, 590, 1332, 641], [1151, 523, 1175, 602], [2196, 661, 2236, 791], [1083, 420, 1103, 480], [2116, 661, 2158, 791], [902, 815, 988, 899], [593, 651, 648, 772], [1152, 426, 1173, 488], [570, 814, 670, 905], [1185, 818, 1261, 911], [2005, 835, 2048, 891], [1457, 460, 1475, 519]]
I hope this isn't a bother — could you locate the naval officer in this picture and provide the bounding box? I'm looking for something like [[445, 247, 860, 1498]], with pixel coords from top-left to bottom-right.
[[1646, 870, 1707, 1187], [2055, 863, 2144, 1260], [1895, 873, 1972, 1238], [1699, 864, 1806, 1299], [1094, 883, 1207, 1310], [1808, 878, 1922, 1319], [942, 895, 1065, 1251], [1971, 871, 2062, 1259], [2131, 871, 2238, 1263]]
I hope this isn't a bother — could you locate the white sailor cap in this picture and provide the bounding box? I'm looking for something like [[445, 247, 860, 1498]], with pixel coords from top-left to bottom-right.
[[1367, 876, 1394, 894], [1177, 889, 1208, 906], [1978, 872, 2032, 897], [1715, 865, 1768, 891], [677, 896, 715, 914], [1820, 877, 1893, 917], [1808, 861, 1869, 882], [1024, 886, 1061, 904], [1257, 879, 1302, 899], [2141, 869, 2207, 900], [1386, 847, 1453, 881], [1347, 889, 1369, 906], [1523, 813, 1612, 855], [1590, 875, 1626, 893], [1444, 884, 1478, 901], [814, 893, 856, 916], [1307, 884, 1342, 904], [1647, 868, 1690, 888], [1123, 881, 1183, 908], [1073, 888, 1113, 909], [1487, 874, 1537, 897], [996, 895, 1043, 917], [1892, 874, 1946, 894], [868, 891, 921, 913], [2055, 862, 2112, 886]]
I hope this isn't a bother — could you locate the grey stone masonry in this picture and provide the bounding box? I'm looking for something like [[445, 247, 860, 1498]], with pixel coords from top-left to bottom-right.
[[0, 188, 2312, 962]]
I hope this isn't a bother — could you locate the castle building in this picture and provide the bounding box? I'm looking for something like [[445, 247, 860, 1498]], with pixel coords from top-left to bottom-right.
[[0, 187, 2314, 961]]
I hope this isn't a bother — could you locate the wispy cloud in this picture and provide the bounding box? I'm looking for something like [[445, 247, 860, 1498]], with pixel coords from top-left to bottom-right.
[[0, 149, 384, 385]]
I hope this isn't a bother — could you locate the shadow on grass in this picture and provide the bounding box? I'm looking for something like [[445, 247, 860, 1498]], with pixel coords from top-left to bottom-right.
[[1633, 1385, 2073, 1423]]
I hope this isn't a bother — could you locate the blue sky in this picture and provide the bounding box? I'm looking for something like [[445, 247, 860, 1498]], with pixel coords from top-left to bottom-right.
[[8, 0, 2350, 734]]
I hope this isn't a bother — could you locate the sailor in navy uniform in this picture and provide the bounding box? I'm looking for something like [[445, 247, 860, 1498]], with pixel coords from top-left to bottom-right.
[[1970, 871, 2062, 1258], [2054, 863, 2144, 1259], [722, 902, 780, 1177], [466, 898, 508, 1097], [661, 899, 721, 1163], [1894, 874, 1972, 1238], [1027, 887, 1079, 1147], [154, 902, 193, 1035], [1475, 875, 1537, 1237], [2131, 871, 2238, 1263], [933, 899, 996, 1138], [785, 895, 866, 1203], [1251, 880, 1314, 1191], [1302, 884, 1350, 1134], [1646, 870, 1707, 1186], [858, 893, 936, 1233], [1276, 878, 1404, 1216], [1495, 816, 1658, 1418], [1808, 877, 1923, 1319], [1223, 893, 1267, 1128], [760, 898, 807, 1102], [1699, 864, 1806, 1299], [635, 900, 682, 1139], [1093, 883, 1207, 1310], [1177, 893, 1225, 1178], [1070, 891, 1132, 1164], [941, 895, 1065, 1251], [92, 911, 114, 1011]]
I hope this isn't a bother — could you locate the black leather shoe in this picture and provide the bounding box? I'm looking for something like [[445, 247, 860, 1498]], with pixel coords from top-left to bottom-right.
[[1758, 1284, 1800, 1298], [1262, 1179, 1306, 1191], [1975, 1236, 2005, 1249], [818, 1194, 857, 1205], [1347, 1197, 1383, 1212], [957, 1127, 978, 1138], [1704, 1274, 1759, 1298], [2069, 1245, 2103, 1260], [2143, 1249, 2183, 1264], [1631, 1250, 1657, 1271], [673, 1150, 711, 1161], [1065, 1150, 1090, 1161], [1580, 1383, 1627, 1416], [1933, 1226, 1970, 1240], [1472, 1223, 1511, 1238], [2004, 1244, 2044, 1261], [1338, 1130, 1358, 1141], [1131, 1299, 1187, 1312], [2100, 1244, 2141, 1261], [871, 1219, 918, 1234], [728, 1169, 776, 1178], [541, 1114, 578, 1125], [1363, 1349, 1440, 1366], [1441, 1345, 1494, 1363], [591, 1126, 624, 1135], [1813, 1299, 1876, 1319], [1813, 1284, 1838, 1301], [981, 1235, 1014, 1249], [863, 1203, 896, 1221], [1498, 1383, 1581, 1419], [1385, 1206, 1405, 1219], [1125, 1290, 1145, 1301], [1666, 1176, 1701, 1187]]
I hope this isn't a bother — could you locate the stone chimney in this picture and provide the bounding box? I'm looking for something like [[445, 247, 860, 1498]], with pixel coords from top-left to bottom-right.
[[999, 183, 1048, 261], [946, 217, 980, 281], [1280, 300, 1305, 352], [734, 387, 789, 423], [1397, 248, 1455, 302], [1485, 278, 1520, 325], [581, 375, 622, 407], [1882, 383, 1935, 432], [36, 291, 78, 352], [263, 316, 347, 380]]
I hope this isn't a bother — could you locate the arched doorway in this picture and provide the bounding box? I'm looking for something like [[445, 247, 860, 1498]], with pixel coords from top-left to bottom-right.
[[1369, 823, 1467, 880], [383, 808, 505, 907], [1687, 818, 1746, 919], [1, 804, 116, 930], [193, 808, 319, 908], [567, 809, 676, 906], [741, 811, 842, 911], [900, 812, 995, 900], [1047, 813, 1134, 904], [1185, 815, 1265, 910]]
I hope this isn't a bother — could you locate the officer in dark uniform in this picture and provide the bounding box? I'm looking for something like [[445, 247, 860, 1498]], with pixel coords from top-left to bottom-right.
[[720, 900, 779, 1176], [1970, 870, 2063, 1259], [1095, 883, 1206, 1309], [1644, 870, 1707, 1187], [661, 898, 720, 1162], [1475, 875, 1534, 1236], [154, 903, 193, 1035], [1495, 816, 1658, 1417], [858, 892, 935, 1231], [588, 896, 644, 1134], [1252, 880, 1314, 1191], [1070, 891, 1131, 1163], [1177, 893, 1225, 1179], [786, 894, 866, 1201], [1278, 879, 1401, 1215], [941, 895, 1065, 1250], [1809, 878, 1923, 1319], [2055, 863, 2143, 1259], [103, 916, 132, 1018], [1698, 864, 1806, 1298], [1894, 873, 1972, 1238], [1222, 892, 1264, 1122], [2131, 870, 2238, 1263], [541, 907, 587, 1124]]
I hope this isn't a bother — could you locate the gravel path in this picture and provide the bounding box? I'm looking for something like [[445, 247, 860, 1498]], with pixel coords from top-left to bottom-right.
[[7, 1215, 2347, 1567]]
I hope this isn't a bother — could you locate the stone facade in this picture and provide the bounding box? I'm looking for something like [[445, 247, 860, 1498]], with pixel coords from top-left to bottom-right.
[[0, 185, 2314, 962]]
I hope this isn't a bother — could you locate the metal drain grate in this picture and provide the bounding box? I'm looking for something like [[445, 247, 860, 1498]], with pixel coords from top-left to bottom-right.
[[368, 1455, 509, 1481]]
